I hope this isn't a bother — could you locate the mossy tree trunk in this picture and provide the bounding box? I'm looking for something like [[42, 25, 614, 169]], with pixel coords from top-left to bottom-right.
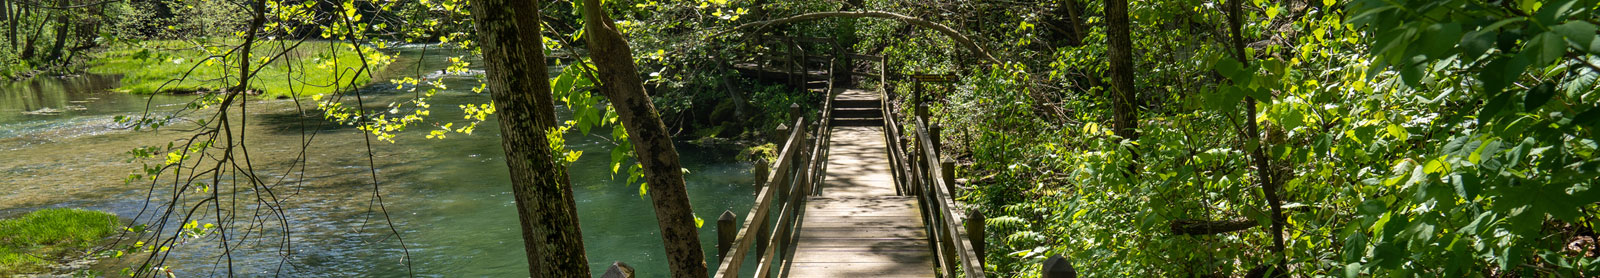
[[581, 1, 709, 277], [470, 0, 592, 276]]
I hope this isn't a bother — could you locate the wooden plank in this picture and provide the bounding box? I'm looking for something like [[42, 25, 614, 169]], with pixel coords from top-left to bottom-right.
[[792, 251, 933, 263], [786, 262, 935, 278]]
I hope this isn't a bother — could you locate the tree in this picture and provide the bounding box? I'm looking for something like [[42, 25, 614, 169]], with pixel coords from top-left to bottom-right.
[[469, 0, 592, 276], [581, 0, 708, 277], [1105, 0, 1138, 143], [44, 0, 67, 62], [1223, 0, 1284, 273]]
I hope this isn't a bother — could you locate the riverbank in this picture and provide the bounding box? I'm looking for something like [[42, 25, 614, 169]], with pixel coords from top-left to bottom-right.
[[0, 208, 119, 276], [86, 40, 391, 99]]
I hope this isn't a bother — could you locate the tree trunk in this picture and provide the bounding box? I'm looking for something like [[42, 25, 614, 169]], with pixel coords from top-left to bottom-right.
[[20, 5, 43, 61], [7, 0, 19, 52], [1106, 0, 1140, 160], [1054, 0, 1085, 47], [44, 0, 67, 62], [469, 0, 593, 276], [581, 1, 708, 277], [1, 0, 10, 50], [1225, 0, 1286, 272]]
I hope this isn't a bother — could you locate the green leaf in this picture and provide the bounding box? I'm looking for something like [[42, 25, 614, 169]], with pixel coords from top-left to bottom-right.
[[1385, 124, 1408, 140], [1551, 21, 1598, 51], [1524, 81, 1556, 111], [1454, 173, 1482, 200], [1419, 23, 1463, 59], [1460, 30, 1496, 60], [1531, 32, 1567, 67], [1477, 90, 1513, 124], [1215, 57, 1246, 81]]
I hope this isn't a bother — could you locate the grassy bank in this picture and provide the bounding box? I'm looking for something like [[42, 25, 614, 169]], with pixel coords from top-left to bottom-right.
[[88, 40, 392, 99], [0, 208, 119, 275]]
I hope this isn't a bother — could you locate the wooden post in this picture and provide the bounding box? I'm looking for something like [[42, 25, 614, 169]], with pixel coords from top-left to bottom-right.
[[965, 209, 986, 267], [930, 123, 943, 154], [754, 162, 769, 188], [718, 210, 737, 260], [1042, 255, 1076, 278], [600, 261, 635, 278], [789, 103, 803, 124], [913, 80, 924, 113], [774, 123, 789, 143], [788, 37, 799, 88], [941, 159, 957, 196]]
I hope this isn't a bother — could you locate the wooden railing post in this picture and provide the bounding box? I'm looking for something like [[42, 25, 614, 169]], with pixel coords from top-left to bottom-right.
[[1042, 255, 1076, 278], [601, 261, 635, 278], [965, 208, 986, 267], [787, 37, 799, 88], [756, 162, 770, 187], [941, 159, 957, 201], [789, 103, 803, 124], [913, 80, 924, 116], [930, 123, 943, 154], [718, 210, 737, 260]]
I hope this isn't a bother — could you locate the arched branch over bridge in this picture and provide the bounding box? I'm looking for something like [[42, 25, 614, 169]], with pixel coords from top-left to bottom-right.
[[728, 11, 1002, 65]]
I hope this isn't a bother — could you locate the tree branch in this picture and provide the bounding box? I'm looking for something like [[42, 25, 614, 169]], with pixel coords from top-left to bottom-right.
[[1170, 218, 1258, 235], [725, 11, 1001, 65]]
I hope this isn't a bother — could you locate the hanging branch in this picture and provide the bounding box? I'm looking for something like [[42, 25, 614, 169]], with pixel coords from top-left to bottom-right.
[[723, 11, 1001, 65]]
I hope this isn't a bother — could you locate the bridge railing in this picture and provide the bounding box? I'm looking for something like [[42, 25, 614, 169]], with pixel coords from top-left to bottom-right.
[[883, 76, 988, 277], [713, 58, 839, 278]]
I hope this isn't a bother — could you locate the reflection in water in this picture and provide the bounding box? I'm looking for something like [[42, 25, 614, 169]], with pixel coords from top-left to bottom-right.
[[0, 47, 756, 277]]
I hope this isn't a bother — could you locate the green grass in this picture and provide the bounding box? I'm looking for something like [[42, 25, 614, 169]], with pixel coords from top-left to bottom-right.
[[88, 39, 392, 99], [0, 208, 119, 275]]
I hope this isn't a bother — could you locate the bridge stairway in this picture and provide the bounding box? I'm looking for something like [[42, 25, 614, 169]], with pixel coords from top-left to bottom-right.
[[830, 89, 884, 128], [785, 88, 935, 277]]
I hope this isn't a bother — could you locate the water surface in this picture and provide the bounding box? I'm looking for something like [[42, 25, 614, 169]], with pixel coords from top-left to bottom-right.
[[0, 46, 757, 277]]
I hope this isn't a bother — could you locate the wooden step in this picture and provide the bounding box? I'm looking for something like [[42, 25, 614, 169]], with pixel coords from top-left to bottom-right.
[[834, 99, 881, 109], [832, 107, 883, 119], [831, 118, 883, 127]]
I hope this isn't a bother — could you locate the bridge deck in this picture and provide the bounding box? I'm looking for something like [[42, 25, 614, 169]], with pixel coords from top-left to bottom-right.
[[785, 89, 935, 277]]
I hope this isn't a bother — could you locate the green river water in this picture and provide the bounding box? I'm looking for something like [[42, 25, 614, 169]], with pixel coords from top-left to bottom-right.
[[0, 46, 757, 277]]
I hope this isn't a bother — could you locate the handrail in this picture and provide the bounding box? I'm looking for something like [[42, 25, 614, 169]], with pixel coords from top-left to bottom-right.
[[715, 116, 808, 278], [879, 65, 986, 277], [714, 57, 839, 278], [913, 116, 985, 278]]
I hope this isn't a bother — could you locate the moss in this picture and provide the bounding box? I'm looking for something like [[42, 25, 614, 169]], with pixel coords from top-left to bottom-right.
[[0, 208, 119, 276], [87, 40, 392, 99]]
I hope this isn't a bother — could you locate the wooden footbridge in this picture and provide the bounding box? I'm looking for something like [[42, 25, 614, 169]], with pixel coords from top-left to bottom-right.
[[708, 36, 987, 278]]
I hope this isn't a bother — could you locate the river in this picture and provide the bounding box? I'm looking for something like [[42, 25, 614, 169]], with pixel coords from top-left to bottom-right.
[[0, 46, 757, 277]]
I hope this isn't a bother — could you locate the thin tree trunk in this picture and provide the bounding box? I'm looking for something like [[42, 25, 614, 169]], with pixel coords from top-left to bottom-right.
[[1, 0, 10, 50], [469, 0, 592, 276], [1225, 0, 1286, 274], [581, 1, 708, 277], [1055, 0, 1085, 46], [20, 5, 43, 60], [7, 0, 19, 52], [1106, 0, 1140, 159], [44, 0, 67, 62]]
